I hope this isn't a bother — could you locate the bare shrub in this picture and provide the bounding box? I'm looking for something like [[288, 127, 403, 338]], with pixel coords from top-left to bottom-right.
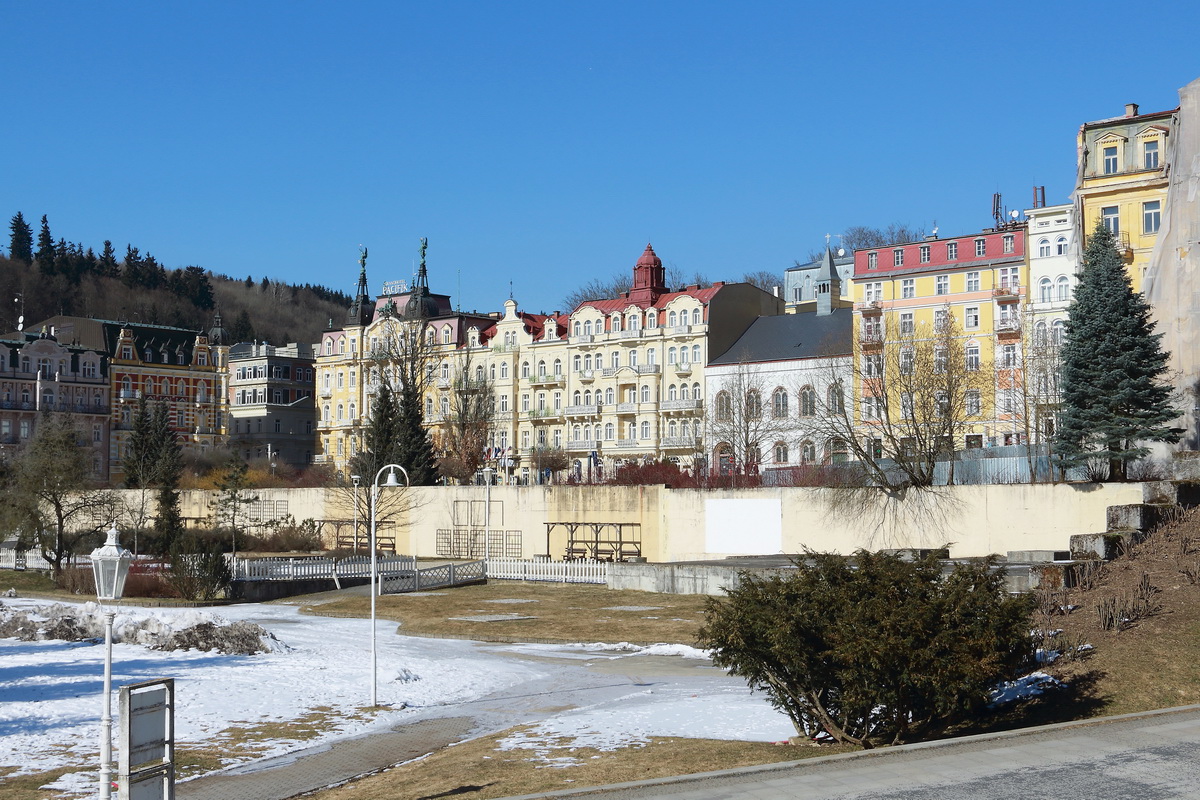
[[1180, 559, 1200, 585]]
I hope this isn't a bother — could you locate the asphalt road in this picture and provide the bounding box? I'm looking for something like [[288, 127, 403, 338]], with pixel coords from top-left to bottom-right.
[[505, 706, 1200, 800]]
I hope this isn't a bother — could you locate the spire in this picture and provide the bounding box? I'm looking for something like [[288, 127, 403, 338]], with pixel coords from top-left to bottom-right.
[[630, 243, 667, 304], [346, 246, 374, 326], [404, 237, 440, 319], [815, 245, 841, 317], [208, 308, 229, 345]]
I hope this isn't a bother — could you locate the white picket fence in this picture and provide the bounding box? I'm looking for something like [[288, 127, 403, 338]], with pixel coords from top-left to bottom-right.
[[231, 555, 415, 581], [0, 550, 55, 571], [484, 557, 610, 585]]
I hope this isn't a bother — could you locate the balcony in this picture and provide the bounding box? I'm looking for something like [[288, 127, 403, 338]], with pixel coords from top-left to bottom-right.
[[577, 369, 595, 382], [613, 438, 639, 449], [615, 329, 640, 340], [530, 373, 565, 386], [860, 330, 884, 349], [993, 287, 1021, 304], [635, 364, 660, 375], [319, 388, 333, 398], [671, 362, 693, 375], [669, 325, 691, 336], [526, 408, 563, 422], [565, 404, 600, 417], [615, 402, 637, 414], [437, 378, 451, 389], [571, 335, 594, 344], [858, 301, 883, 317], [566, 439, 597, 451], [661, 399, 702, 412], [661, 436, 701, 449]]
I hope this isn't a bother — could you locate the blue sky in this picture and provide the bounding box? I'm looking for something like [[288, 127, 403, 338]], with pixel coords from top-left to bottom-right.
[[4, 2, 1199, 317]]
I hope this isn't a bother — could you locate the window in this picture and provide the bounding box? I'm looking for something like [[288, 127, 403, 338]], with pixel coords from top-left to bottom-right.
[[772, 388, 788, 418], [612, 351, 620, 368], [867, 251, 878, 269], [746, 390, 762, 420], [934, 347, 947, 373], [629, 350, 638, 367], [801, 441, 816, 464], [975, 239, 986, 257], [965, 344, 980, 371], [1035, 321, 1048, 346], [1144, 139, 1160, 170], [862, 395, 881, 420], [864, 282, 883, 302], [864, 353, 883, 378], [934, 308, 949, 331], [774, 442, 789, 463], [693, 308, 701, 325], [935, 275, 949, 295], [827, 383, 844, 414], [640, 384, 650, 402], [441, 327, 451, 344], [1103, 145, 1118, 174], [1001, 344, 1018, 369], [900, 392, 914, 419], [899, 347, 914, 375], [893, 249, 904, 267], [521, 393, 529, 411], [716, 392, 732, 421], [640, 421, 650, 439], [947, 241, 958, 260], [500, 362, 508, 379], [1052, 319, 1065, 346], [1038, 238, 1051, 258], [647, 311, 657, 328], [1003, 234, 1014, 254], [1101, 206, 1119, 234], [965, 306, 980, 329], [1144, 200, 1161, 234], [1056, 236, 1068, 256], [799, 386, 816, 417], [919, 245, 930, 264], [966, 390, 981, 416], [897, 278, 913, 299], [521, 361, 530, 378], [1056, 276, 1071, 302], [966, 271, 980, 292], [999, 267, 1020, 288], [900, 312, 914, 334], [668, 311, 677, 327]]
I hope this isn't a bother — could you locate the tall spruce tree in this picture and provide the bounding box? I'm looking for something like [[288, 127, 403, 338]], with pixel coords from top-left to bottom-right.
[[97, 240, 119, 277], [349, 380, 402, 480], [8, 212, 33, 264], [35, 215, 56, 275], [1054, 221, 1182, 479], [396, 385, 437, 485], [123, 395, 156, 488], [151, 401, 184, 546]]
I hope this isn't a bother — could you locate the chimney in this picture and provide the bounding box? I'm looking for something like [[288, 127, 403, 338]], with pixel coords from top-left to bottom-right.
[[1125, 102, 1139, 117]]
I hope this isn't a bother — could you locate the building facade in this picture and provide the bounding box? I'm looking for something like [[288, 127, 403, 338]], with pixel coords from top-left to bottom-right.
[[0, 328, 111, 479], [227, 341, 317, 467], [1075, 102, 1176, 293]]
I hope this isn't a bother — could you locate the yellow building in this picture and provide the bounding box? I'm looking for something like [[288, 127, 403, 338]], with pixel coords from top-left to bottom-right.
[[850, 226, 1032, 455], [1075, 102, 1176, 292]]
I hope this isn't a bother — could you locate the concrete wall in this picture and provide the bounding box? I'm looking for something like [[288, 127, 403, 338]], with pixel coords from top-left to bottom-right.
[[115, 482, 1150, 562]]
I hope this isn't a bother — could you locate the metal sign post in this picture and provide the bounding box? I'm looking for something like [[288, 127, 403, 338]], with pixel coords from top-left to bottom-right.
[[118, 679, 175, 800]]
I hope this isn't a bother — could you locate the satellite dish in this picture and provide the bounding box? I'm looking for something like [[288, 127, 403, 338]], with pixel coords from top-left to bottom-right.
[[836, 248, 845, 257], [1010, 209, 1019, 220], [931, 226, 939, 236]]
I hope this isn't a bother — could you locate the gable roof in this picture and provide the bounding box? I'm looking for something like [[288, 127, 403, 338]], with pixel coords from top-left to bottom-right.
[[708, 309, 853, 366]]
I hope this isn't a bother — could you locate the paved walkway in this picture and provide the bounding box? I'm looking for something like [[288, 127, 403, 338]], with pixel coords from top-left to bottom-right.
[[504, 706, 1200, 800]]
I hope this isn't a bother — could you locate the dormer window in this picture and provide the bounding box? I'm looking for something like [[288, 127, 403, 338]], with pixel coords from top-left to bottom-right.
[[867, 252, 878, 269], [1103, 145, 1118, 174], [121, 346, 132, 360], [1144, 139, 1159, 169], [145, 348, 154, 361]]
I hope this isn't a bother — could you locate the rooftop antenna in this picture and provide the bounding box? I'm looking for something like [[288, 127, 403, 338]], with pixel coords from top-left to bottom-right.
[[509, 281, 514, 300]]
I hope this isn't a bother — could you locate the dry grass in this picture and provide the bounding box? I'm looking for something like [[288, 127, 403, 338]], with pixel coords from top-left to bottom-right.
[[301, 581, 710, 645], [1040, 506, 1200, 717], [0, 569, 60, 595], [307, 727, 853, 800]]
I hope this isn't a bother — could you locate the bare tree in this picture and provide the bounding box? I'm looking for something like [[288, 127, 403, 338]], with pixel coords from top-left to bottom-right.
[[805, 223, 926, 262], [561, 272, 632, 311], [706, 357, 797, 485], [1006, 305, 1066, 482], [804, 308, 992, 489], [436, 346, 496, 484]]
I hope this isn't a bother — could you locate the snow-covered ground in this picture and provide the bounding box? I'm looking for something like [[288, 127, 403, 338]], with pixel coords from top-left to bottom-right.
[[0, 597, 795, 796]]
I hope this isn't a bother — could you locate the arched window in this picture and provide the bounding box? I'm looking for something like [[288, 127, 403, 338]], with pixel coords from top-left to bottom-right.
[[611, 351, 620, 369], [324, 339, 332, 355], [716, 391, 732, 421], [827, 383, 844, 414], [1038, 238, 1051, 258], [475, 365, 484, 381], [680, 383, 690, 400], [801, 440, 816, 464], [584, 320, 593, 336], [1052, 319, 1065, 346], [425, 397, 433, 416], [489, 364, 496, 380], [521, 361, 530, 378], [678, 347, 689, 364], [1035, 321, 1048, 346], [692, 345, 701, 362], [647, 348, 656, 365], [668, 346, 677, 364], [681, 421, 691, 438], [800, 386, 816, 417], [772, 387, 788, 418], [610, 315, 620, 332], [573, 355, 581, 372], [605, 387, 614, 404], [692, 381, 700, 399], [640, 420, 650, 438], [1039, 277, 1053, 303], [1056, 236, 1068, 256], [1056, 276, 1071, 302], [647, 311, 657, 328], [669, 421, 678, 437], [605, 423, 614, 440], [629, 350, 639, 368], [500, 362, 508, 379], [584, 354, 592, 371], [692, 308, 701, 325], [573, 321, 581, 336], [668, 384, 678, 401], [628, 314, 639, 330], [323, 405, 330, 422], [349, 402, 356, 419], [553, 359, 562, 375], [774, 442, 789, 463], [746, 390, 761, 419], [640, 384, 650, 402], [535, 360, 545, 376], [573, 390, 581, 404], [584, 390, 593, 404], [669, 311, 678, 327], [573, 425, 581, 440]]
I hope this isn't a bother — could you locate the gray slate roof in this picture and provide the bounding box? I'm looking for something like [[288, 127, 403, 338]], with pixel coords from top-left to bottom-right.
[[709, 309, 853, 366]]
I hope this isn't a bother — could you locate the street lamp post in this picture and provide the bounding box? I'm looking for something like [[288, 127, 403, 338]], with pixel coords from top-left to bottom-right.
[[90, 523, 132, 800], [351, 475, 362, 554], [370, 464, 409, 707]]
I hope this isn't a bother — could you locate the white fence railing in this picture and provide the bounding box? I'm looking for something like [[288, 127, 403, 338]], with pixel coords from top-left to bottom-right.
[[0, 550, 55, 571], [485, 557, 610, 585], [231, 555, 415, 581], [381, 560, 486, 594]]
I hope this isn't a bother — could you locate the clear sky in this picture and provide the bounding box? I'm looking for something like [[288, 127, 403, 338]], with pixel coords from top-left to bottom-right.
[[4, 1, 1199, 317]]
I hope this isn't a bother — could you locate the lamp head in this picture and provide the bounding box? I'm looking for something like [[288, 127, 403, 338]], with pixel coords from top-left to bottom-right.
[[90, 522, 133, 602], [382, 469, 402, 488], [351, 475, 361, 486]]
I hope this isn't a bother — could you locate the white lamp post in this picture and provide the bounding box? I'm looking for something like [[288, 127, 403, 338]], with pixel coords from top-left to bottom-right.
[[482, 466, 495, 533], [90, 522, 132, 800], [351, 475, 362, 554], [370, 464, 408, 706]]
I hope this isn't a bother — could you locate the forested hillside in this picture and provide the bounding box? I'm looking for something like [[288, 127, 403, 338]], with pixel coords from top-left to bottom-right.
[[2, 211, 352, 345]]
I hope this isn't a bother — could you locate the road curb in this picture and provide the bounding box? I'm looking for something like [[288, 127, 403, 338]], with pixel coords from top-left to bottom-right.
[[496, 703, 1200, 799]]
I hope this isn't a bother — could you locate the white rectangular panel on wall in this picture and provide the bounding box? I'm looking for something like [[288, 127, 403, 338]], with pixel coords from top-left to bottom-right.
[[705, 498, 783, 554]]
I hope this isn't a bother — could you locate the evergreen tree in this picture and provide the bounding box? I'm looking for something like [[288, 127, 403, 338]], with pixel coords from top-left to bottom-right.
[[151, 401, 184, 546], [228, 309, 255, 343], [8, 212, 33, 265], [1054, 221, 1182, 479], [396, 386, 438, 485], [122, 245, 143, 288], [97, 240, 119, 277], [123, 395, 155, 488], [35, 215, 56, 275], [349, 380, 402, 480]]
